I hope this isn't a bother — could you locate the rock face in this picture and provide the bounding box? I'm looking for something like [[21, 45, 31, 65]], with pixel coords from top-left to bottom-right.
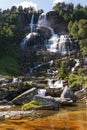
[[12, 88, 37, 105], [60, 86, 77, 102]]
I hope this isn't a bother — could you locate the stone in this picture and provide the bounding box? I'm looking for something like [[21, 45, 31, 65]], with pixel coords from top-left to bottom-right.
[[12, 88, 37, 105], [55, 97, 73, 106], [34, 95, 59, 109], [60, 86, 77, 102], [75, 88, 87, 100]]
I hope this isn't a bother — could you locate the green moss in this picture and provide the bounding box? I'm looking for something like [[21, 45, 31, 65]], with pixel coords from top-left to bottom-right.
[[22, 100, 43, 110], [24, 82, 33, 88]]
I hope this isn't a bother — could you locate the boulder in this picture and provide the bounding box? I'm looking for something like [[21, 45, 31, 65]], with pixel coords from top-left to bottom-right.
[[75, 88, 87, 100], [12, 88, 37, 105], [34, 95, 59, 109], [60, 86, 77, 102]]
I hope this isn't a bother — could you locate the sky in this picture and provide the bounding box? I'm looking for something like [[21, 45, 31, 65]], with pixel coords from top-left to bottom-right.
[[0, 0, 87, 12]]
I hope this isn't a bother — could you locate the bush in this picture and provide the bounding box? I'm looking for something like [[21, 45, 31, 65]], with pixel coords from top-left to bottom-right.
[[70, 81, 80, 88]]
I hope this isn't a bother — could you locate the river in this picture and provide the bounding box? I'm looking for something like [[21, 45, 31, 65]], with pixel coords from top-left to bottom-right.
[[0, 102, 86, 130]]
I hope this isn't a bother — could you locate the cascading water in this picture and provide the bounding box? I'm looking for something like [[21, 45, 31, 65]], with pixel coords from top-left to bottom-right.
[[37, 13, 55, 36], [30, 15, 34, 33], [46, 34, 59, 53], [38, 89, 46, 96], [37, 12, 60, 53], [37, 12, 76, 54], [20, 14, 35, 50], [47, 79, 63, 88], [38, 13, 47, 27], [71, 59, 80, 72], [20, 12, 78, 55]]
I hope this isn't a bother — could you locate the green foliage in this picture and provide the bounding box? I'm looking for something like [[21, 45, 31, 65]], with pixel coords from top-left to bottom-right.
[[0, 56, 19, 75], [58, 61, 68, 80], [68, 69, 84, 88], [68, 19, 87, 57], [68, 21, 73, 32], [22, 100, 43, 110], [53, 2, 74, 22]]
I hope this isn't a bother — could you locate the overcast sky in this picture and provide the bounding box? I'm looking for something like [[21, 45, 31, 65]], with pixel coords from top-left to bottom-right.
[[0, 0, 87, 12]]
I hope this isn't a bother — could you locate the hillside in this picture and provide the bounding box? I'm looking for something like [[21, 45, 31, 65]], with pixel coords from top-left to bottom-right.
[[0, 2, 87, 78]]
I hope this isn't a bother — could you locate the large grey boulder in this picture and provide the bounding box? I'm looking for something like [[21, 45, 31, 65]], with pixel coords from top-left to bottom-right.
[[60, 86, 77, 102], [34, 95, 59, 109], [12, 88, 37, 105]]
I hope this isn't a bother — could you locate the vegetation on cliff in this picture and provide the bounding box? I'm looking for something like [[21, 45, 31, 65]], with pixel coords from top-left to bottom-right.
[[0, 6, 43, 75], [53, 2, 87, 57]]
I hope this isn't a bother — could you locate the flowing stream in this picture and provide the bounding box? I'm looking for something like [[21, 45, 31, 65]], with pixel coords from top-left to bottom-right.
[[0, 102, 86, 130]]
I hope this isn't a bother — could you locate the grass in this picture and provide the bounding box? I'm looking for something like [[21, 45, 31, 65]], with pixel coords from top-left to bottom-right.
[[0, 56, 20, 76]]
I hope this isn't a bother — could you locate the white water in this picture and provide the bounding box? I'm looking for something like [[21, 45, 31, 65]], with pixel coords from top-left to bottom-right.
[[38, 13, 48, 27], [47, 79, 63, 88], [46, 34, 59, 52], [71, 59, 80, 72], [12, 78, 21, 83], [20, 14, 35, 50], [20, 12, 78, 55], [30, 15, 34, 32], [38, 89, 46, 96]]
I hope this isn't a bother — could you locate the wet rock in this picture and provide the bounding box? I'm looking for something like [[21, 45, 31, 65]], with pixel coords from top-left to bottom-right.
[[12, 88, 37, 105], [0, 89, 8, 100], [75, 88, 87, 100], [60, 86, 77, 102], [55, 97, 73, 106], [0, 100, 8, 105], [0, 111, 33, 120], [34, 95, 59, 109]]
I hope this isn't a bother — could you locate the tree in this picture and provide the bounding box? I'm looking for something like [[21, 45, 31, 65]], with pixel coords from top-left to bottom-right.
[[68, 21, 73, 32], [70, 21, 78, 37], [18, 6, 23, 13], [11, 6, 17, 13]]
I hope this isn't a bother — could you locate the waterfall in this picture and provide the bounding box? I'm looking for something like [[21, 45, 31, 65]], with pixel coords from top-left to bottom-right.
[[20, 12, 78, 54], [30, 15, 34, 33], [46, 34, 59, 52], [20, 14, 36, 50], [38, 13, 47, 27], [37, 13, 55, 36], [38, 13, 59, 53], [49, 27, 55, 36]]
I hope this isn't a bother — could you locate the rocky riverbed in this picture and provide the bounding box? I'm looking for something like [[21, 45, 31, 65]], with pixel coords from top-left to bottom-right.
[[0, 76, 87, 121]]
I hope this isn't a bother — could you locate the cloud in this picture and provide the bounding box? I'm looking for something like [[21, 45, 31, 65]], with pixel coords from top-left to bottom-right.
[[16, 1, 37, 10], [52, 0, 68, 4]]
